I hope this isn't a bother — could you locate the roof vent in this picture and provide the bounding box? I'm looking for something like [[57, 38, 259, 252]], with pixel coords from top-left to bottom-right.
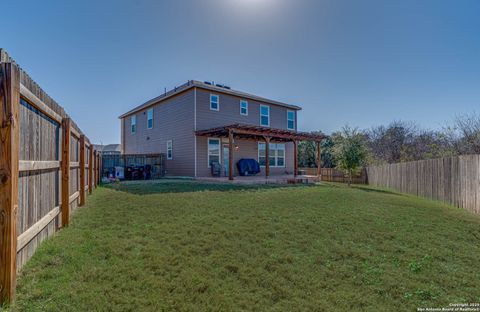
[[205, 81, 230, 89], [216, 83, 231, 89]]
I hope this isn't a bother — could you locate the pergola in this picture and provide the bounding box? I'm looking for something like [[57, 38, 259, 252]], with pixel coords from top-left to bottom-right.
[[195, 124, 327, 180]]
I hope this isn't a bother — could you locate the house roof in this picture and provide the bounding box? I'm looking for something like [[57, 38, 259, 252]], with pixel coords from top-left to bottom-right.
[[195, 123, 327, 142], [119, 80, 302, 119]]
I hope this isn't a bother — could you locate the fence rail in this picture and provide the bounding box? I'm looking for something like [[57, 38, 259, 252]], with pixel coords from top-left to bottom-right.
[[366, 155, 480, 214], [0, 49, 100, 304]]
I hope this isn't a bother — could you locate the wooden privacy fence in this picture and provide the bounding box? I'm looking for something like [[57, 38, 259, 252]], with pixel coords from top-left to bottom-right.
[[366, 155, 480, 214], [300, 167, 367, 184], [0, 49, 101, 304]]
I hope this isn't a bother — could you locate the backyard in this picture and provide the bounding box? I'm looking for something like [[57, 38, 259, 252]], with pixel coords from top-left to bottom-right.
[[8, 181, 480, 311]]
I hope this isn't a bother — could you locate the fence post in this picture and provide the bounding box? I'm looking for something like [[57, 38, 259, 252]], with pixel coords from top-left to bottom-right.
[[79, 135, 86, 206], [89, 146, 93, 194], [61, 118, 71, 227], [0, 62, 20, 304]]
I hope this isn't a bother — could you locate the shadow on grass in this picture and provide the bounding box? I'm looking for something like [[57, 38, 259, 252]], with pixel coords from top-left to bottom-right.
[[351, 185, 402, 196], [104, 179, 315, 195], [322, 182, 402, 196]]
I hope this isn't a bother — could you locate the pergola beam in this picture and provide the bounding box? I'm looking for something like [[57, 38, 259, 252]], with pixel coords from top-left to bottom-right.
[[195, 123, 326, 142]]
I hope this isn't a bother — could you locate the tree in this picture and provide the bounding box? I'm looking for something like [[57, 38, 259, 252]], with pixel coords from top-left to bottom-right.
[[297, 131, 334, 168], [320, 137, 336, 168], [454, 113, 480, 154], [332, 126, 368, 186], [365, 121, 457, 164], [298, 141, 316, 168], [366, 121, 417, 164], [405, 129, 457, 160]]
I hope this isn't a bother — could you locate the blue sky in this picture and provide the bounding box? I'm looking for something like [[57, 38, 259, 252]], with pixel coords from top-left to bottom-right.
[[3, 0, 480, 143]]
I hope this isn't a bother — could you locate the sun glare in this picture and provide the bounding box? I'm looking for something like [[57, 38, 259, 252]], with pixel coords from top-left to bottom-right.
[[234, 0, 263, 4], [230, 0, 275, 8]]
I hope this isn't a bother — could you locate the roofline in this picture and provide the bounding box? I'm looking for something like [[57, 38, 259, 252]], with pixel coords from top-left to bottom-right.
[[119, 80, 302, 119]]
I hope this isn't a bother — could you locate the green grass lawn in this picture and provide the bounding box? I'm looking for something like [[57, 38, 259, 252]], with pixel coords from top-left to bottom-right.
[[8, 181, 480, 311]]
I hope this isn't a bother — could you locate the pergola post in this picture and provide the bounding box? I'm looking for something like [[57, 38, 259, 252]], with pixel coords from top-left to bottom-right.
[[316, 141, 321, 179], [264, 136, 270, 178], [228, 129, 234, 181], [293, 140, 298, 177]]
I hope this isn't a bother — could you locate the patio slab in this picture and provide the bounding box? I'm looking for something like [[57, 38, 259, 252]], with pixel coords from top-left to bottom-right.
[[195, 175, 320, 184]]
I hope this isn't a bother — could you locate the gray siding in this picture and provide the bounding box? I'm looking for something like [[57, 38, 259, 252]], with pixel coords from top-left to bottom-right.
[[122, 89, 195, 176], [195, 88, 297, 131]]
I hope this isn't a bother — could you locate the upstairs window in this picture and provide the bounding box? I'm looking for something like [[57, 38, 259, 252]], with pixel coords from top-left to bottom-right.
[[208, 138, 220, 166], [210, 94, 219, 111], [240, 100, 248, 116], [131, 115, 136, 134], [260, 105, 270, 126], [147, 108, 154, 129], [287, 110, 295, 130], [167, 140, 173, 160]]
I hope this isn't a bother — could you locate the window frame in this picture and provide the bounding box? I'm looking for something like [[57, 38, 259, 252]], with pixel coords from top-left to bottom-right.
[[147, 108, 154, 129], [260, 105, 270, 127], [258, 142, 286, 168], [210, 94, 220, 111], [240, 100, 248, 116], [167, 140, 173, 160], [287, 110, 295, 130], [130, 115, 136, 134], [207, 138, 221, 167]]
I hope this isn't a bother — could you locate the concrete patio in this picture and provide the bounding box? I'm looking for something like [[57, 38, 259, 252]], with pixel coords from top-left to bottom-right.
[[195, 174, 321, 185]]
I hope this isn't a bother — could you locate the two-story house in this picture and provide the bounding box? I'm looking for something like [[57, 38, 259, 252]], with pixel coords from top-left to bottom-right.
[[119, 80, 324, 180]]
